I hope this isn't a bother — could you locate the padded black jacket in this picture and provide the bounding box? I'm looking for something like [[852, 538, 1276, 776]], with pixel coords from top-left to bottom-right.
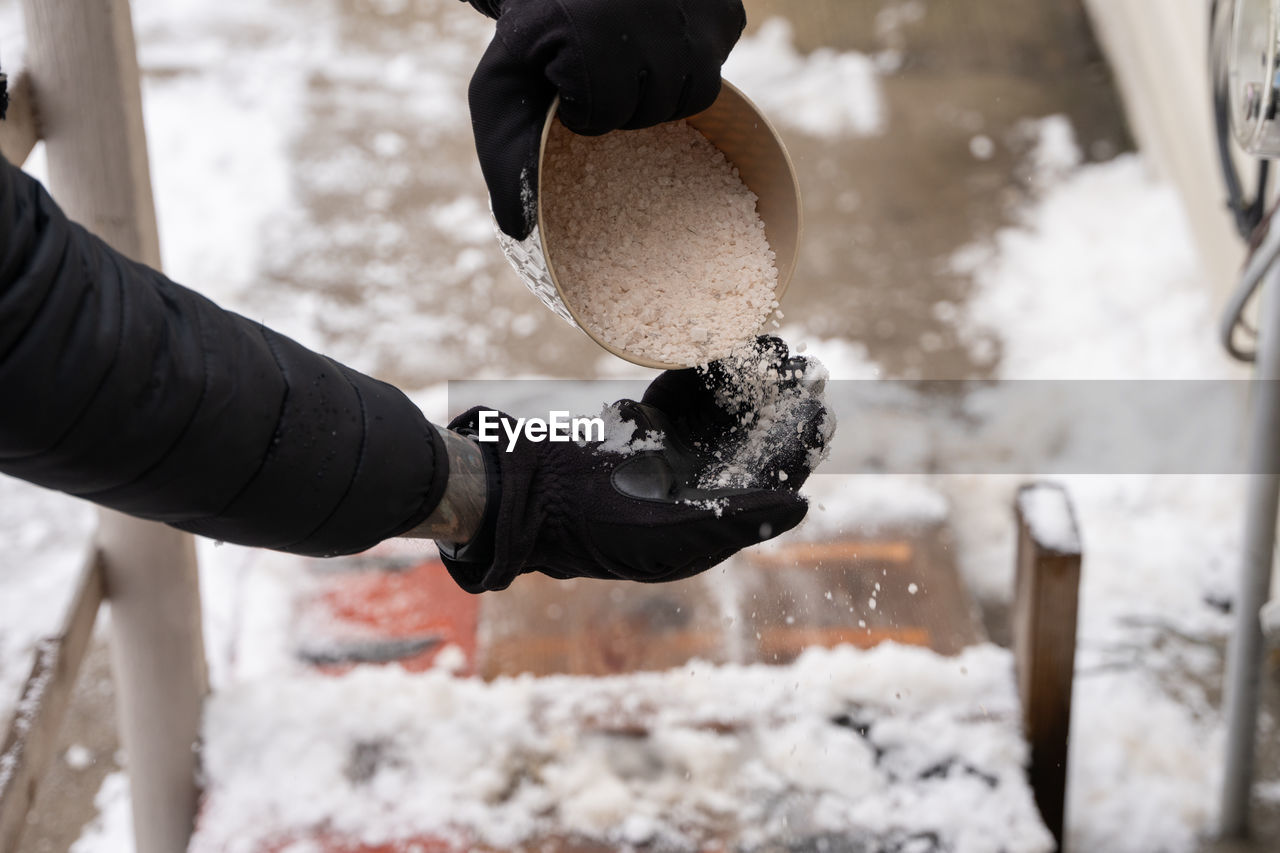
[[0, 155, 448, 556]]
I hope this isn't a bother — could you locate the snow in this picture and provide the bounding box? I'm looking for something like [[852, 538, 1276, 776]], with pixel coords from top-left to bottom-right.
[[192, 643, 1051, 852], [1264, 598, 1280, 643], [759, 115, 1249, 852], [955, 123, 1231, 381], [723, 18, 885, 139], [1017, 485, 1081, 554], [969, 134, 996, 161], [69, 771, 133, 853], [65, 743, 94, 771], [593, 404, 664, 456], [0, 475, 94, 734], [943, 118, 1246, 852], [1020, 115, 1084, 188]]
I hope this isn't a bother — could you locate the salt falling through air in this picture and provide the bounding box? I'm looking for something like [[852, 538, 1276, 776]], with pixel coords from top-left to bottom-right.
[[541, 119, 780, 366]]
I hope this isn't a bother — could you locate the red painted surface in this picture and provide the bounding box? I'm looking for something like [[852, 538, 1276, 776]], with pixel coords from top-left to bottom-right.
[[303, 553, 481, 675]]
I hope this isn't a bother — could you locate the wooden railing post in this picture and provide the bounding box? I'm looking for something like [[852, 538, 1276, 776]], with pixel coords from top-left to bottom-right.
[[1014, 482, 1083, 851], [18, 2, 209, 851]]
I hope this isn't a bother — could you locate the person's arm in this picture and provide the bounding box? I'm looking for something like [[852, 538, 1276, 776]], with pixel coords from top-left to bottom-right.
[[0, 154, 453, 557], [0, 152, 827, 584]]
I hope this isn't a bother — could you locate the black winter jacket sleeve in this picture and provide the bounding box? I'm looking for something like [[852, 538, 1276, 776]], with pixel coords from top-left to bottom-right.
[[0, 155, 449, 556]]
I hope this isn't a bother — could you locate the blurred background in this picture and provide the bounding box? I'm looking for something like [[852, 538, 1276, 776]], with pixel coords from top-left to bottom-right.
[[0, 0, 1272, 851]]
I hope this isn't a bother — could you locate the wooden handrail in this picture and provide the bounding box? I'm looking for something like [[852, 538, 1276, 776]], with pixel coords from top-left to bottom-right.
[[18, 1, 210, 850], [0, 547, 103, 852]]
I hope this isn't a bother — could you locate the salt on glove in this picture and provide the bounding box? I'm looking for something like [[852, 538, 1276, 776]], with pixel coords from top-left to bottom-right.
[[463, 0, 747, 238], [438, 340, 830, 593], [639, 336, 829, 490]]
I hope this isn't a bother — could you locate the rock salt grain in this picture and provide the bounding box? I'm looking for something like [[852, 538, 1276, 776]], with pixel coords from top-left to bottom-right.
[[697, 343, 835, 490], [588, 404, 665, 456], [541, 119, 779, 365]]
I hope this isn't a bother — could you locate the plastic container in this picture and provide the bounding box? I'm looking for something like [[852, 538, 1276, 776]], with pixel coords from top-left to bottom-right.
[[494, 79, 803, 369]]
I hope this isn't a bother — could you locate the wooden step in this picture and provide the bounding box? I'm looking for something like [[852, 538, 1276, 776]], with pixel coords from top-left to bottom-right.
[[478, 520, 985, 678]]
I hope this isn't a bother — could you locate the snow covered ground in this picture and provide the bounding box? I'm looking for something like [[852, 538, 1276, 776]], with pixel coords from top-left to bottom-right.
[[0, 0, 1264, 850], [946, 133, 1243, 852]]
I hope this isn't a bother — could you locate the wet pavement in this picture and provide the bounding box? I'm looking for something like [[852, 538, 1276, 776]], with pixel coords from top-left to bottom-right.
[[210, 0, 1131, 386], [746, 0, 1128, 379]]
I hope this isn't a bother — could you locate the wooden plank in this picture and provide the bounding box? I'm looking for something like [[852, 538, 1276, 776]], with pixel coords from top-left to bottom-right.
[[0, 71, 40, 166], [19, 1, 210, 849], [0, 547, 103, 853], [1013, 483, 1083, 851], [477, 574, 731, 679], [478, 525, 986, 680], [747, 539, 914, 568], [20, 0, 160, 262], [742, 525, 985, 657]]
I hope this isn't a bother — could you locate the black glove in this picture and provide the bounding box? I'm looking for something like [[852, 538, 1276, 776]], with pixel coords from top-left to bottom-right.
[[640, 336, 831, 490], [439, 338, 831, 593], [463, 0, 747, 238]]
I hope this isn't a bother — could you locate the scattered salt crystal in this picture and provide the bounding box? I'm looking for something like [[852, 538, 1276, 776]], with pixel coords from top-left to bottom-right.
[[908, 583, 919, 595], [969, 134, 995, 160], [683, 498, 727, 518], [542, 120, 779, 365], [622, 814, 657, 845], [697, 344, 834, 490], [431, 644, 466, 674], [592, 404, 665, 456], [65, 743, 93, 771]]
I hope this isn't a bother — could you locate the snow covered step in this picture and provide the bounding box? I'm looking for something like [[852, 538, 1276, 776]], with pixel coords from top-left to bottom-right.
[[193, 524, 1022, 852], [190, 644, 1052, 853]]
